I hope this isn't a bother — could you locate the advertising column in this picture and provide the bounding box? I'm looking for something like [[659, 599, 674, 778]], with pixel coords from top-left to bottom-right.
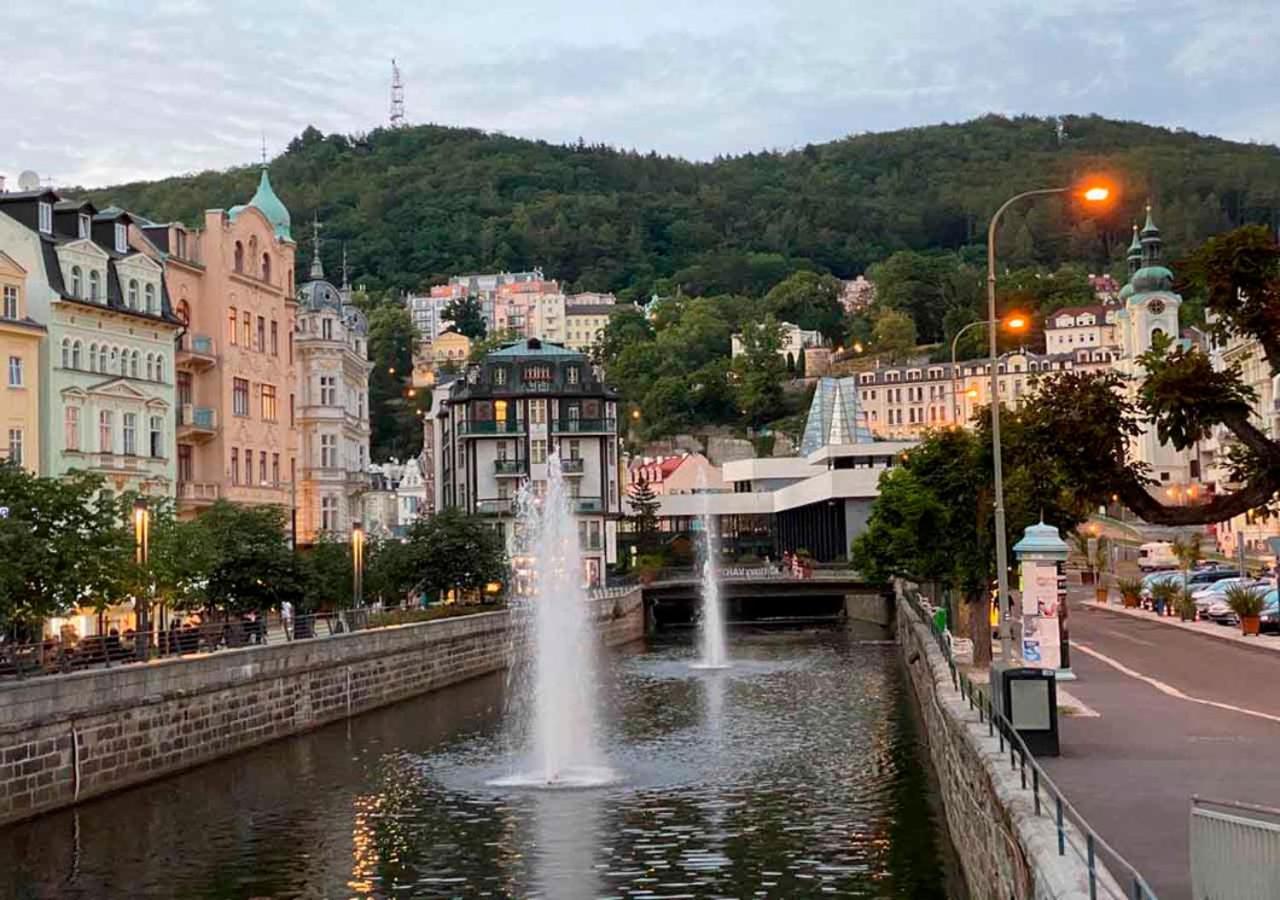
[[1012, 520, 1074, 680]]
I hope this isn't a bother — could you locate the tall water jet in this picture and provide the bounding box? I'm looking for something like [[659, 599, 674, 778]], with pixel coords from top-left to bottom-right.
[[692, 477, 730, 669], [499, 452, 610, 787]]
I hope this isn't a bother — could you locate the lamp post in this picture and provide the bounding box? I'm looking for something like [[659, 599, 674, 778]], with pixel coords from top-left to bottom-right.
[[987, 183, 1111, 667], [132, 498, 151, 660], [351, 520, 365, 608], [950, 314, 1028, 423]]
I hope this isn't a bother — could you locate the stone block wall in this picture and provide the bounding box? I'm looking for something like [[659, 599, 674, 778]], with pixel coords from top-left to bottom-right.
[[897, 598, 1121, 899], [0, 591, 644, 827]]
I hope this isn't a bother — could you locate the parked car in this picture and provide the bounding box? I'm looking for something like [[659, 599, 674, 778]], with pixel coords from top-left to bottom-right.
[[1140, 570, 1184, 599], [1257, 589, 1279, 634], [1205, 582, 1270, 625], [1191, 578, 1262, 619]]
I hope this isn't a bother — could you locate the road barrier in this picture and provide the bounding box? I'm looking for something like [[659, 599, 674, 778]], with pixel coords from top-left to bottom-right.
[[1191, 797, 1280, 900]]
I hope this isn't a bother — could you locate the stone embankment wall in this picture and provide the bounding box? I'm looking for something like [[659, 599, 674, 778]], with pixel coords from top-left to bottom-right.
[[0, 591, 644, 827], [897, 598, 1119, 899]]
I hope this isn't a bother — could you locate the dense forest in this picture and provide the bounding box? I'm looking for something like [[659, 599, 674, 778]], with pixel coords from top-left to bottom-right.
[[83, 114, 1280, 301]]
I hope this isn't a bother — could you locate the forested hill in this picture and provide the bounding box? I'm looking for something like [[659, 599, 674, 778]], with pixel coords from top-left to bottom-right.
[[84, 114, 1280, 299]]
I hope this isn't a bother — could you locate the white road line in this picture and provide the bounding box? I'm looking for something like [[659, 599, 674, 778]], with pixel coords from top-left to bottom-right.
[[1074, 642, 1280, 727], [1097, 628, 1157, 647]]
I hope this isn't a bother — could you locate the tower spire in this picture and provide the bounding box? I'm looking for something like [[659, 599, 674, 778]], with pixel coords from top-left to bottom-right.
[[1127, 223, 1142, 274], [341, 243, 350, 292], [260, 132, 268, 168], [1140, 202, 1162, 265], [390, 58, 405, 128], [309, 214, 324, 280]]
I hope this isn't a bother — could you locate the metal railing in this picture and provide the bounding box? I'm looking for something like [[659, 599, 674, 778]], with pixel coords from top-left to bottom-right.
[[177, 404, 217, 430], [551, 417, 616, 433], [475, 498, 514, 515], [560, 457, 585, 474], [458, 419, 525, 436], [901, 590, 1158, 900], [494, 459, 528, 475], [572, 497, 603, 513]]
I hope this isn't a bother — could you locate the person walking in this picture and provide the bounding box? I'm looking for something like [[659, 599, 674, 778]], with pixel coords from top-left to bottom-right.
[[280, 599, 294, 640]]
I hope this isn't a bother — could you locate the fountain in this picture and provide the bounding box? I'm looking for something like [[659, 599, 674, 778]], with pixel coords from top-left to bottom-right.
[[494, 453, 613, 788], [691, 481, 730, 670]]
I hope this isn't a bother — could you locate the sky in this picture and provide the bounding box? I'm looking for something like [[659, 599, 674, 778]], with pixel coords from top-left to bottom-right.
[[4, 0, 1279, 188]]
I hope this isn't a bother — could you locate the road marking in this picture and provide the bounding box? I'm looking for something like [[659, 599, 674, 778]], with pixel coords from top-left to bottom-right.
[[1097, 628, 1157, 647], [1074, 642, 1280, 727]]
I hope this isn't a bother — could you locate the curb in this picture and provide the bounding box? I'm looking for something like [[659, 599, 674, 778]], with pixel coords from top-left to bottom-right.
[[1079, 600, 1280, 659]]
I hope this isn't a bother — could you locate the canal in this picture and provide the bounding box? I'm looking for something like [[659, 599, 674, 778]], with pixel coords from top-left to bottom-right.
[[1, 629, 963, 898]]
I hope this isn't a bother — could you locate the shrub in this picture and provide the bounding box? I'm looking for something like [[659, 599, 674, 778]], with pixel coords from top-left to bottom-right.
[[1150, 581, 1179, 606], [1117, 577, 1144, 601], [1225, 584, 1266, 618], [365, 602, 504, 629], [1173, 587, 1198, 620]]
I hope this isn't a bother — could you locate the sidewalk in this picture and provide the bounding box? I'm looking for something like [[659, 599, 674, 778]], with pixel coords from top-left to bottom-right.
[[1087, 591, 1280, 655]]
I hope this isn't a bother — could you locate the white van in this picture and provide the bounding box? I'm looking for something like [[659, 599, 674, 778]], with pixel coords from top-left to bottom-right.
[[1138, 541, 1177, 571]]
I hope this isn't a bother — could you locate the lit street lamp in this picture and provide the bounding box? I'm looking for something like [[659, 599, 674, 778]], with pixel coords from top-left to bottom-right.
[[950, 313, 1028, 423], [351, 520, 365, 607], [988, 182, 1112, 669], [132, 498, 151, 660]]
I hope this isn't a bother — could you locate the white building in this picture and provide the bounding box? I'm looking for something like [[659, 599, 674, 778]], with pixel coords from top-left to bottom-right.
[[1044, 304, 1120, 354], [730, 320, 824, 366], [406, 292, 453, 342]]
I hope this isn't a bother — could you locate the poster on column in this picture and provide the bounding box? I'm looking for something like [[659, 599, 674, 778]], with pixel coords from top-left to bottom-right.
[[1019, 561, 1062, 670]]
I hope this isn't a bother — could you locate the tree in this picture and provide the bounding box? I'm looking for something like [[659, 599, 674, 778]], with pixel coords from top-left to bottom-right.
[[443, 295, 486, 340], [627, 474, 661, 554], [871, 308, 917, 363], [732, 316, 788, 426], [198, 501, 307, 614], [764, 271, 846, 343], [598, 305, 654, 365], [401, 508, 508, 602], [301, 534, 356, 610], [1025, 226, 1280, 526], [367, 303, 421, 461], [467, 327, 521, 362]]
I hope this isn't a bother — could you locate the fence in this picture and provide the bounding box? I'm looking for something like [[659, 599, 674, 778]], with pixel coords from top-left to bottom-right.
[[901, 589, 1158, 900], [1191, 797, 1280, 899]]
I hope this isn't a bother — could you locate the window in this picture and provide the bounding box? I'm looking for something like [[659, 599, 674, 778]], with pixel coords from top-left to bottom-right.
[[7, 355, 22, 387], [122, 413, 137, 455], [129, 350, 139, 378], [234, 241, 244, 272], [272, 453, 280, 484], [77, 213, 90, 239], [149, 415, 163, 458], [321, 496, 337, 532], [146, 354, 155, 381], [290, 393, 295, 426], [71, 265, 84, 297], [155, 355, 164, 382], [270, 320, 279, 355], [114, 223, 127, 253], [6, 429, 21, 465], [178, 445, 193, 481], [322, 318, 333, 340], [98, 345, 108, 372], [566, 366, 579, 385], [494, 367, 507, 386], [530, 399, 547, 425], [319, 375, 336, 405], [230, 448, 239, 484], [261, 384, 277, 420], [568, 439, 580, 460], [2, 285, 16, 319], [71, 341, 82, 370], [38, 202, 52, 234], [228, 306, 238, 345], [127, 279, 139, 309], [233, 378, 250, 416], [531, 439, 547, 464], [99, 411, 113, 453], [256, 316, 265, 351], [145, 283, 156, 314], [321, 434, 337, 468], [88, 269, 100, 300], [242, 311, 251, 347], [88, 343, 98, 372], [259, 450, 268, 485], [64, 407, 80, 451], [261, 253, 271, 284], [288, 332, 294, 363]]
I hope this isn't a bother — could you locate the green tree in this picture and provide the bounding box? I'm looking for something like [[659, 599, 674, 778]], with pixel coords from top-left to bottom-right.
[[598, 305, 654, 365], [732, 316, 788, 426], [764, 271, 846, 343], [367, 303, 421, 461], [871, 308, 917, 363], [443, 295, 487, 340], [198, 501, 307, 614], [627, 474, 661, 554], [467, 327, 521, 362], [401, 508, 509, 602]]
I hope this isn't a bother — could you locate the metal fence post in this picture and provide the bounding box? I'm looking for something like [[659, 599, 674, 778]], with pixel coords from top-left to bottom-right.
[[1057, 795, 1066, 855], [1087, 833, 1097, 900]]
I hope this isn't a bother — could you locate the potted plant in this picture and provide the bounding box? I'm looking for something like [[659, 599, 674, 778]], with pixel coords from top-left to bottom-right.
[[1225, 584, 1266, 636], [1173, 587, 1198, 622], [1149, 581, 1178, 617], [1117, 577, 1144, 609]]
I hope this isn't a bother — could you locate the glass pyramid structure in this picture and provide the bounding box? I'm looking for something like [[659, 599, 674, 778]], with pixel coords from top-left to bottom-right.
[[800, 376, 874, 455]]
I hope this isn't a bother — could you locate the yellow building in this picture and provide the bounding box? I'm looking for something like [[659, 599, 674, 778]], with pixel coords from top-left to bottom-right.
[[0, 250, 42, 471], [412, 330, 473, 387]]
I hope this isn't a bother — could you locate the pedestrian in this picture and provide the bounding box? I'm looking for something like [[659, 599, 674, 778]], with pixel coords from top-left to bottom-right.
[[281, 599, 294, 639]]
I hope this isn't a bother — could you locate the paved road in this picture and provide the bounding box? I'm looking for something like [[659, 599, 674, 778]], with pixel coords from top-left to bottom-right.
[[1040, 598, 1280, 900]]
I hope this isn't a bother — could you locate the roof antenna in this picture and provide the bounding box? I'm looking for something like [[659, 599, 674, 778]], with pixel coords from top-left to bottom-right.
[[260, 132, 268, 167], [390, 58, 405, 128]]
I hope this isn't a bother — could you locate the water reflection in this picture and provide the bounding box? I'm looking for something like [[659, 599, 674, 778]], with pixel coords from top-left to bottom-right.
[[0, 631, 959, 899]]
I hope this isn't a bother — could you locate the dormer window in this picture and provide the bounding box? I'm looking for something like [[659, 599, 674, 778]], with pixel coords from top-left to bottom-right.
[[114, 223, 127, 254], [322, 318, 333, 340], [88, 270, 101, 301], [567, 366, 580, 385], [78, 214, 90, 240], [38, 202, 52, 234], [144, 283, 156, 314], [128, 280, 139, 309]]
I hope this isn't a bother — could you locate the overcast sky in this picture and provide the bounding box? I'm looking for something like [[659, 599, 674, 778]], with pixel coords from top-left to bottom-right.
[[4, 0, 1278, 188]]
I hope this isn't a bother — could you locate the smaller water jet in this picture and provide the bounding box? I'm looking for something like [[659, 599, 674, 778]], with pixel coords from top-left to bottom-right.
[[691, 482, 730, 670]]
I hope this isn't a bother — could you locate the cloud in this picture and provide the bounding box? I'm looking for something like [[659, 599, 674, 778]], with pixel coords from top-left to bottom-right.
[[1, 0, 1277, 188]]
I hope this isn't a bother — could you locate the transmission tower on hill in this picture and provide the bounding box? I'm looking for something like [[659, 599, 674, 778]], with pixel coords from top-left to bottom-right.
[[390, 58, 406, 128]]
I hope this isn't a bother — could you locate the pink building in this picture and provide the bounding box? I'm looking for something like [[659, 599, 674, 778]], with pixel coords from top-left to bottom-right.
[[627, 452, 724, 496], [142, 168, 299, 521]]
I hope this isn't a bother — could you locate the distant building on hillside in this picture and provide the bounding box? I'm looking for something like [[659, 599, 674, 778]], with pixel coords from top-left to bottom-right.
[[730, 321, 824, 367], [841, 275, 875, 313], [626, 451, 723, 496], [1044, 305, 1120, 354]]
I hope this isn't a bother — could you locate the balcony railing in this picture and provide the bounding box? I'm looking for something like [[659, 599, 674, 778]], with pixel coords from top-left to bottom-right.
[[552, 418, 615, 434], [177, 481, 220, 502], [572, 497, 603, 513], [177, 404, 217, 431], [475, 498, 514, 515], [560, 457, 585, 474], [458, 419, 525, 436], [494, 459, 528, 476], [176, 334, 216, 370]]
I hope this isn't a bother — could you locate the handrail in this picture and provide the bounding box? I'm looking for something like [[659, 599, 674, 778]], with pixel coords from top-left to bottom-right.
[[900, 589, 1158, 899]]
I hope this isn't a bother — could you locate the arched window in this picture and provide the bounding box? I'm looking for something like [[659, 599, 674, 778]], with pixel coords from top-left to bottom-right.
[[109, 347, 119, 373], [177, 299, 190, 325], [155, 355, 164, 382], [61, 338, 70, 368], [88, 343, 98, 372], [1151, 327, 1165, 347], [71, 340, 82, 370], [88, 269, 101, 300], [128, 279, 139, 309], [146, 353, 155, 381], [287, 269, 293, 294], [70, 266, 83, 297], [97, 345, 107, 372], [248, 236, 258, 271], [130, 350, 140, 378], [261, 253, 271, 284], [234, 241, 244, 272], [144, 283, 156, 314]]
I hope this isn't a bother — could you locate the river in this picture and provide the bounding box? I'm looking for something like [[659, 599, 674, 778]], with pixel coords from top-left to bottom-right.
[[1, 629, 963, 898]]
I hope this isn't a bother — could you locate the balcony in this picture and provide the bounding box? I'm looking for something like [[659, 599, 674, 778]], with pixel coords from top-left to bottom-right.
[[177, 481, 220, 506], [551, 418, 615, 434], [476, 498, 514, 516], [177, 404, 218, 442], [560, 457, 585, 475], [458, 419, 525, 437], [572, 497, 603, 513], [494, 459, 528, 476], [176, 334, 216, 371]]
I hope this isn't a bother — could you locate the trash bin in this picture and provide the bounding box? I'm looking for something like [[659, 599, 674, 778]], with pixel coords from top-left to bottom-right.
[[932, 606, 948, 634], [999, 667, 1060, 756]]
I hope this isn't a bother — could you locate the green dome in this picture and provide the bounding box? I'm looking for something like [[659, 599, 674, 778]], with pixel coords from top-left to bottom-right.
[[231, 169, 292, 240], [1131, 265, 1174, 295], [1118, 283, 1134, 300]]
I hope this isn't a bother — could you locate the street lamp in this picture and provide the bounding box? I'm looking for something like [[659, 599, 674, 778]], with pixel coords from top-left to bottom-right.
[[132, 498, 151, 660], [988, 181, 1112, 668], [351, 520, 365, 607], [950, 313, 1029, 423]]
